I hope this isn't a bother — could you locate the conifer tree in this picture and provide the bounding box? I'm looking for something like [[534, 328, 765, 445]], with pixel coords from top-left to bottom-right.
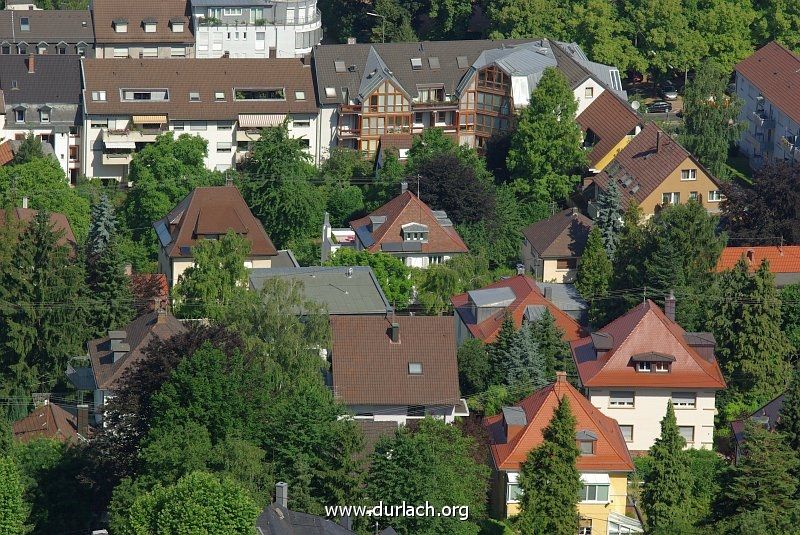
[[641, 402, 692, 532], [575, 227, 612, 326], [85, 194, 116, 260], [498, 323, 547, 393], [517, 396, 581, 535], [594, 181, 623, 259], [489, 312, 516, 385], [529, 309, 571, 379], [777, 363, 800, 452]]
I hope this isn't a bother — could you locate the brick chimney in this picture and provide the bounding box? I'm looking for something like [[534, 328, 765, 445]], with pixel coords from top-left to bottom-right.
[[746, 248, 755, 264], [389, 322, 400, 343], [664, 290, 676, 322], [556, 370, 567, 383], [27, 53, 34, 74], [77, 404, 89, 438]]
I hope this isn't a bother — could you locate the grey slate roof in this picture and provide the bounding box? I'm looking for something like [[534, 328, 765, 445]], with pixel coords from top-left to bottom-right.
[[467, 287, 516, 308], [536, 282, 589, 313], [256, 504, 356, 535], [271, 249, 300, 268], [460, 41, 557, 97], [0, 10, 94, 43], [0, 55, 82, 104], [503, 405, 527, 426], [249, 266, 392, 315]]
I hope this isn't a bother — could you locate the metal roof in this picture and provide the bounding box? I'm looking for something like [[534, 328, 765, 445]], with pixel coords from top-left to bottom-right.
[[467, 286, 516, 308], [502, 406, 527, 426]]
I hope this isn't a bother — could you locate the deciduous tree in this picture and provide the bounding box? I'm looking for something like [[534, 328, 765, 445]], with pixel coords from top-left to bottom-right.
[[0, 454, 27, 535], [326, 248, 412, 307], [457, 338, 491, 395]]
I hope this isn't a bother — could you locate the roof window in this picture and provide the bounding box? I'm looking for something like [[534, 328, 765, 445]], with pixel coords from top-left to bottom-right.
[[334, 60, 346, 73], [189, 91, 200, 102], [214, 91, 225, 101], [410, 57, 423, 70], [324, 86, 336, 98], [113, 19, 128, 33], [456, 55, 468, 69], [170, 19, 184, 32], [428, 56, 440, 69], [234, 88, 285, 101], [143, 20, 157, 33], [408, 362, 422, 375], [294, 90, 306, 100], [91, 90, 106, 101]]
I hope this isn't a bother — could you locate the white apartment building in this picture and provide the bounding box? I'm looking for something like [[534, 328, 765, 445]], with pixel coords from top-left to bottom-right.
[[80, 57, 321, 182], [191, 0, 322, 59], [734, 41, 800, 169]]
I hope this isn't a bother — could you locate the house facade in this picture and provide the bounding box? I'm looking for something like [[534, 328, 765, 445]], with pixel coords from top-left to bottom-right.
[[191, 0, 322, 59], [0, 8, 94, 57], [0, 55, 82, 180], [734, 41, 800, 169], [521, 207, 592, 283], [571, 298, 726, 452], [484, 372, 642, 534], [80, 57, 319, 181]]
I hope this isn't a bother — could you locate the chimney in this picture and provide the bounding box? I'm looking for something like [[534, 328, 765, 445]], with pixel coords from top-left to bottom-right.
[[124, 263, 132, 276], [222, 50, 230, 58], [571, 206, 579, 216], [501, 406, 527, 443], [389, 322, 400, 343], [275, 482, 288, 508], [77, 404, 89, 438], [544, 286, 552, 301], [22, 196, 28, 209], [400, 181, 408, 194], [516, 264, 525, 276], [664, 290, 676, 322], [346, 267, 353, 278], [27, 53, 34, 74], [556, 370, 567, 383], [156, 305, 167, 324], [746, 248, 754, 263], [347, 37, 356, 44], [656, 130, 661, 153]]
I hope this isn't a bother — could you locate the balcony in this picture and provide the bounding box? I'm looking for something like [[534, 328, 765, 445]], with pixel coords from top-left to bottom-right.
[[751, 110, 774, 129], [102, 152, 133, 166], [102, 126, 165, 146]]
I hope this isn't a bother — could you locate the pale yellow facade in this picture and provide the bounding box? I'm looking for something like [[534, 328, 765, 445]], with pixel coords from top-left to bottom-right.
[[161, 254, 272, 287], [542, 258, 578, 283], [592, 135, 635, 172], [638, 156, 722, 218]]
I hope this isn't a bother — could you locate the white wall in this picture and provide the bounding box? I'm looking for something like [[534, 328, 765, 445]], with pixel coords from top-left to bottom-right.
[[573, 78, 605, 117], [194, 19, 321, 58], [587, 388, 717, 451], [349, 404, 457, 424]]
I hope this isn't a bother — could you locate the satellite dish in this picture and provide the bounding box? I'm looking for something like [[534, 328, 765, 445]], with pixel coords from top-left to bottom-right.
[[631, 101, 641, 111]]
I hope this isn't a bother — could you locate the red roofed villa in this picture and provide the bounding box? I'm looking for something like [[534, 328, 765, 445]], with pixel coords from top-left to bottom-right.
[[716, 246, 800, 287]]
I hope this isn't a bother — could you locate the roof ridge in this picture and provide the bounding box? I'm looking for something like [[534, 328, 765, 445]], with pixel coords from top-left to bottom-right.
[[502, 384, 556, 461]]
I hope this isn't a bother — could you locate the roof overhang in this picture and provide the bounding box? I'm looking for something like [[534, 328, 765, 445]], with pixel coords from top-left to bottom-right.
[[630, 352, 675, 363]]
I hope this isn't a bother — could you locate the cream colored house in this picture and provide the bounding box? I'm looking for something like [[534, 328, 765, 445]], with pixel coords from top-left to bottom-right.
[[521, 208, 592, 283]]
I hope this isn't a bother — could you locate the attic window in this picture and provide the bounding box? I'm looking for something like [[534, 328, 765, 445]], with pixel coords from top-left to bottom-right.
[[235, 88, 285, 100], [113, 20, 128, 33], [170, 20, 184, 32], [334, 60, 346, 73], [456, 55, 468, 69], [428, 56, 440, 69], [294, 90, 306, 100], [143, 21, 157, 33], [20, 17, 29, 31], [325, 86, 336, 98], [214, 91, 225, 101], [408, 362, 422, 375], [189, 91, 200, 102], [576, 430, 597, 454], [410, 57, 423, 70], [91, 90, 107, 101]]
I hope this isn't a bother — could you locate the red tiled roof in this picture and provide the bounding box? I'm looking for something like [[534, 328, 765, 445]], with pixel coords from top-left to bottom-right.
[[349, 191, 468, 255], [130, 273, 169, 313], [576, 91, 642, 168], [522, 208, 593, 258], [12, 402, 82, 444], [451, 275, 585, 343], [735, 41, 800, 125], [0, 140, 14, 166], [0, 207, 77, 250], [154, 185, 277, 259], [716, 246, 800, 273], [572, 300, 726, 388], [330, 315, 461, 406], [484, 376, 634, 472]]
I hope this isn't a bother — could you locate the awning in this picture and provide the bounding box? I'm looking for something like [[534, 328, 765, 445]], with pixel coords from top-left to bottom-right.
[[238, 114, 285, 128], [580, 473, 611, 485], [132, 115, 167, 124], [104, 141, 136, 149], [236, 130, 262, 142]]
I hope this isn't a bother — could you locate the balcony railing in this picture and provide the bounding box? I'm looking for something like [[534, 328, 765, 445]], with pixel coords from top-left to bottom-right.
[[751, 110, 774, 129], [103, 128, 165, 144], [102, 152, 133, 165]]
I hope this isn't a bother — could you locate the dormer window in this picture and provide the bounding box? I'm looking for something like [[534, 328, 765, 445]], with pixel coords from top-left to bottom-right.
[[113, 19, 128, 33], [143, 20, 157, 33], [636, 361, 651, 372], [402, 223, 428, 242], [576, 430, 597, 455], [39, 106, 50, 123], [632, 352, 674, 373], [170, 19, 184, 32]]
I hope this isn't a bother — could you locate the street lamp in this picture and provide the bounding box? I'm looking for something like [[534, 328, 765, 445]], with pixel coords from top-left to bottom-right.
[[367, 12, 386, 44]]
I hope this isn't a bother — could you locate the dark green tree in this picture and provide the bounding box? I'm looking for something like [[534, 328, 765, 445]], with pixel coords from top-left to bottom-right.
[[496, 323, 547, 392], [517, 396, 581, 535], [457, 338, 491, 395], [457, 184, 526, 269], [415, 153, 496, 225], [488, 312, 517, 385], [85, 194, 116, 259], [13, 132, 44, 165], [780, 283, 800, 350], [777, 362, 800, 451], [529, 309, 573, 379], [369, 0, 417, 42], [416, 263, 461, 315], [0, 454, 27, 535], [575, 227, 612, 326], [593, 181, 623, 259]]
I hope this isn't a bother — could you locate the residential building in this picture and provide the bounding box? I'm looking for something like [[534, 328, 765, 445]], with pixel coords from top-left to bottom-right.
[[0, 139, 12, 165], [81, 57, 319, 181], [451, 274, 585, 346], [12, 401, 89, 444], [536, 282, 589, 325], [320, 211, 356, 262], [5, 0, 41, 10], [0, 203, 78, 250], [0, 8, 94, 56], [730, 393, 784, 462], [587, 123, 723, 219], [734, 41, 800, 169], [0, 54, 82, 180], [85, 308, 186, 422], [521, 207, 593, 283], [329, 315, 468, 430], [91, 0, 194, 59], [249, 266, 392, 315], [312, 38, 625, 157], [716, 246, 800, 287], [577, 89, 642, 173], [571, 297, 726, 452], [191, 0, 322, 59], [153, 185, 278, 286], [485, 372, 642, 534], [349, 189, 468, 268]]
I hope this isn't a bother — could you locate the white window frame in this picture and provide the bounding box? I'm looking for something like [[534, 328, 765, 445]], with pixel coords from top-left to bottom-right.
[[113, 47, 129, 58], [672, 392, 697, 409], [324, 87, 336, 98], [15, 109, 24, 123], [190, 121, 207, 131], [609, 391, 634, 408], [172, 121, 185, 131], [661, 192, 680, 205], [295, 90, 306, 101], [408, 362, 423, 375], [708, 190, 723, 202], [170, 47, 186, 58], [681, 168, 697, 181], [223, 7, 243, 15], [636, 361, 651, 372], [506, 482, 522, 504], [619, 425, 633, 442], [214, 91, 226, 101], [143, 22, 157, 33], [679, 426, 695, 443], [142, 47, 158, 58], [39, 109, 50, 123], [189, 91, 201, 102], [216, 141, 232, 153], [585, 86, 594, 99], [580, 484, 610, 503], [20, 17, 29, 31]]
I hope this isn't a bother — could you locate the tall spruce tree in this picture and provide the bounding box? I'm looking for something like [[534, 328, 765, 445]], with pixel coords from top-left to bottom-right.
[[641, 402, 692, 532], [85, 194, 116, 260], [593, 181, 623, 259], [517, 396, 581, 535], [777, 363, 800, 452], [497, 323, 547, 393], [489, 312, 517, 385], [575, 227, 612, 326], [529, 309, 571, 379]]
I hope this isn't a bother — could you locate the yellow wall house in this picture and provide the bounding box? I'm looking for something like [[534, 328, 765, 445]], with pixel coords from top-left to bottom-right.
[[588, 122, 723, 219], [484, 372, 643, 535]]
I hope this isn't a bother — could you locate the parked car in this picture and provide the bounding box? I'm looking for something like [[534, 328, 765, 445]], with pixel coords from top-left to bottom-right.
[[661, 82, 679, 100], [647, 100, 673, 113]]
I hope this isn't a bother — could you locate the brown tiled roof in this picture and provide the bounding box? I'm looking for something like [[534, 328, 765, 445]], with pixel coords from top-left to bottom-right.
[[735, 41, 800, 125], [330, 315, 461, 406], [82, 58, 318, 119], [591, 123, 720, 208], [88, 309, 186, 391], [451, 275, 585, 343], [576, 90, 642, 168], [12, 402, 82, 444], [0, 140, 13, 166], [349, 191, 468, 255], [154, 185, 277, 259], [571, 300, 726, 388], [716, 246, 800, 273], [92, 0, 192, 44], [130, 273, 169, 313], [484, 375, 634, 472], [0, 10, 94, 43], [0, 207, 77, 249], [522, 208, 593, 259]]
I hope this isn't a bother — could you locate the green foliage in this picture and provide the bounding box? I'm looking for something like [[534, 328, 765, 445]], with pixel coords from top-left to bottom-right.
[[415, 153, 496, 225], [698, 0, 756, 72], [366, 417, 489, 534], [369, 0, 417, 42], [575, 227, 612, 326], [457, 184, 526, 269], [12, 133, 44, 165], [457, 338, 491, 395], [319, 147, 370, 227], [488, 312, 517, 385], [594, 181, 623, 259], [517, 397, 581, 535], [416, 263, 460, 314], [85, 194, 116, 259], [528, 309, 572, 379], [172, 231, 251, 320], [325, 185, 364, 228], [494, 323, 548, 393], [507, 68, 586, 207], [326, 248, 412, 307], [780, 283, 800, 349], [777, 363, 800, 451], [0, 417, 10, 456], [754, 0, 800, 52], [479, 384, 513, 417], [0, 455, 27, 535]]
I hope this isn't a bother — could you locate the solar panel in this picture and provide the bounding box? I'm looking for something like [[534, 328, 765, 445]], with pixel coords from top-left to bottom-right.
[[154, 221, 172, 247], [354, 225, 374, 248]]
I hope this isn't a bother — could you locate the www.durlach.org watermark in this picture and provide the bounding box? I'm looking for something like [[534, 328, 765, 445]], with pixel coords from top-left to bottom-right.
[[325, 501, 470, 521]]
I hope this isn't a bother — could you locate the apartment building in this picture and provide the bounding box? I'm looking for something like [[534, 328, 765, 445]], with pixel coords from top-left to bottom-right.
[[0, 8, 94, 57], [0, 55, 82, 181], [312, 38, 625, 157], [191, 0, 322, 59], [80, 57, 319, 181], [91, 0, 194, 59], [734, 41, 800, 169]]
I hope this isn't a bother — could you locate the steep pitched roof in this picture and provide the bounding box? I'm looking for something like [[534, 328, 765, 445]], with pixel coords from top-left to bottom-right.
[[571, 300, 726, 388], [591, 123, 720, 208], [256, 503, 357, 534], [716, 246, 800, 274], [576, 90, 642, 168], [0, 9, 94, 43], [330, 315, 461, 407], [92, 0, 193, 44], [153, 185, 277, 259], [0, 55, 82, 105], [349, 191, 468, 255], [12, 402, 82, 444], [522, 208, 593, 258], [484, 375, 634, 472], [731, 393, 785, 445], [0, 207, 77, 249], [451, 275, 585, 343], [88, 310, 186, 390], [735, 41, 800, 125], [0, 140, 14, 166]]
